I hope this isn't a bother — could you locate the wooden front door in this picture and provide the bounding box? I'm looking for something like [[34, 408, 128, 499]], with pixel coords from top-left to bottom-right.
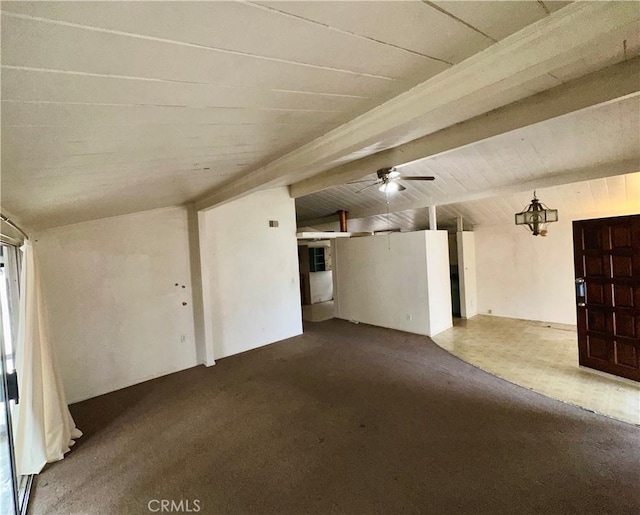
[[573, 215, 640, 381]]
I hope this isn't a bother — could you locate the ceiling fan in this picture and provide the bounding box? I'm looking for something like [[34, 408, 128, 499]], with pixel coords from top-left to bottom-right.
[[349, 167, 435, 193]]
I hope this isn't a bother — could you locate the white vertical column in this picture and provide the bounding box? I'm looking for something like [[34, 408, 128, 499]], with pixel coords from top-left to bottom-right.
[[429, 205, 437, 230], [331, 240, 341, 319], [197, 210, 216, 366]]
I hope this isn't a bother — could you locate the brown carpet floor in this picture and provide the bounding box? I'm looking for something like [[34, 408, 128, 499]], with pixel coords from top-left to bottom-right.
[[30, 319, 639, 514]]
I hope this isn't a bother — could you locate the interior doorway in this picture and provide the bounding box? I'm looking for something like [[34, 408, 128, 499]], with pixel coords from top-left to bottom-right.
[[298, 241, 335, 322], [448, 233, 461, 317]]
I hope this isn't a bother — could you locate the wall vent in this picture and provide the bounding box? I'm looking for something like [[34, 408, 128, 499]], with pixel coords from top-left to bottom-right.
[[268, 220, 279, 228]]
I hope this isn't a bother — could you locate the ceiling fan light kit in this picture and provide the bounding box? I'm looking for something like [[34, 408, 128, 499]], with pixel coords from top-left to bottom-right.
[[349, 167, 436, 195], [378, 181, 405, 193], [515, 191, 558, 236]]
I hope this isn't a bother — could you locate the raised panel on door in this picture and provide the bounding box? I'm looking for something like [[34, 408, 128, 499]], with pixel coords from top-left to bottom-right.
[[584, 255, 604, 278], [611, 225, 632, 249], [612, 284, 636, 308], [614, 340, 638, 369], [586, 308, 612, 334], [586, 335, 609, 361], [586, 281, 606, 305], [583, 225, 603, 250], [614, 312, 638, 339], [611, 255, 633, 279]]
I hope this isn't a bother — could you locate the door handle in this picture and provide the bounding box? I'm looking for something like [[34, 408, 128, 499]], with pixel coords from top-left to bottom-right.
[[6, 371, 18, 403], [575, 278, 586, 307]]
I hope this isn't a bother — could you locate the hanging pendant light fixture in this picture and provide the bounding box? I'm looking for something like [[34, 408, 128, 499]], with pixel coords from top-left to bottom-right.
[[514, 191, 558, 237]]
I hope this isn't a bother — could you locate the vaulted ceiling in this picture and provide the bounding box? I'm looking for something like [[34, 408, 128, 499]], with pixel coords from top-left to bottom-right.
[[1, 1, 638, 231]]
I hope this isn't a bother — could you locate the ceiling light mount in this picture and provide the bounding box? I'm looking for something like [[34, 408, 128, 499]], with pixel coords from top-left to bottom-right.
[[377, 167, 400, 180], [515, 191, 558, 236]]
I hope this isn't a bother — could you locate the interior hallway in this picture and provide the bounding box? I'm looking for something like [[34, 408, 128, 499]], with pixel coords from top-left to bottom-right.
[[302, 300, 335, 322], [433, 316, 640, 425], [29, 319, 639, 514]]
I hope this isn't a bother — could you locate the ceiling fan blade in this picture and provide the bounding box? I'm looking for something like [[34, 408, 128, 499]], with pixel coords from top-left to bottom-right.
[[398, 176, 436, 181], [397, 184, 407, 192], [347, 179, 378, 184], [356, 182, 380, 193]]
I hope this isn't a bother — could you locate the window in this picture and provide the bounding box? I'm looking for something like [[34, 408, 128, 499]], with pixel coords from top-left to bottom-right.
[[308, 247, 326, 272]]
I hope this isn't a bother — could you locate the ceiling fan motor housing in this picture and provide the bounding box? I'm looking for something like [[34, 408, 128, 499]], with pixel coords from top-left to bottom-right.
[[377, 167, 395, 179]]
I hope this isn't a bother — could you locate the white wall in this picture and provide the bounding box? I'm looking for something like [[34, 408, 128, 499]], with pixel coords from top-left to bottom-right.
[[457, 231, 478, 319], [36, 206, 200, 403], [199, 187, 302, 361], [425, 231, 454, 335], [475, 219, 576, 325], [333, 230, 452, 337], [309, 271, 333, 304]]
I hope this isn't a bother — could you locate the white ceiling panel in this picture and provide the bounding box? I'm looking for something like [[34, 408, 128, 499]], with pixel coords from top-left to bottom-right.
[[544, 2, 574, 13], [257, 1, 496, 63], [5, 156, 244, 184], [5, 142, 276, 167], [1, 102, 342, 129], [1, 122, 338, 172], [549, 26, 640, 83], [2, 14, 413, 97], [1, 1, 448, 82], [432, 1, 555, 41], [1, 68, 371, 112], [2, 121, 339, 142], [15, 125, 292, 146]]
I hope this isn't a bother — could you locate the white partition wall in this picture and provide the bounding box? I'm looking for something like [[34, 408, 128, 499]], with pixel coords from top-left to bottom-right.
[[334, 230, 452, 337], [198, 187, 303, 362]]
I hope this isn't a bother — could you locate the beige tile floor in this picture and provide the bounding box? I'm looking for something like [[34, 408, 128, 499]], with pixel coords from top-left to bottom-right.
[[433, 315, 640, 426], [302, 300, 335, 322]]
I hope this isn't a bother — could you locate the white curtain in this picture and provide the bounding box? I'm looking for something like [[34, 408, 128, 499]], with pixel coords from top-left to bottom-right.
[[12, 240, 82, 475]]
